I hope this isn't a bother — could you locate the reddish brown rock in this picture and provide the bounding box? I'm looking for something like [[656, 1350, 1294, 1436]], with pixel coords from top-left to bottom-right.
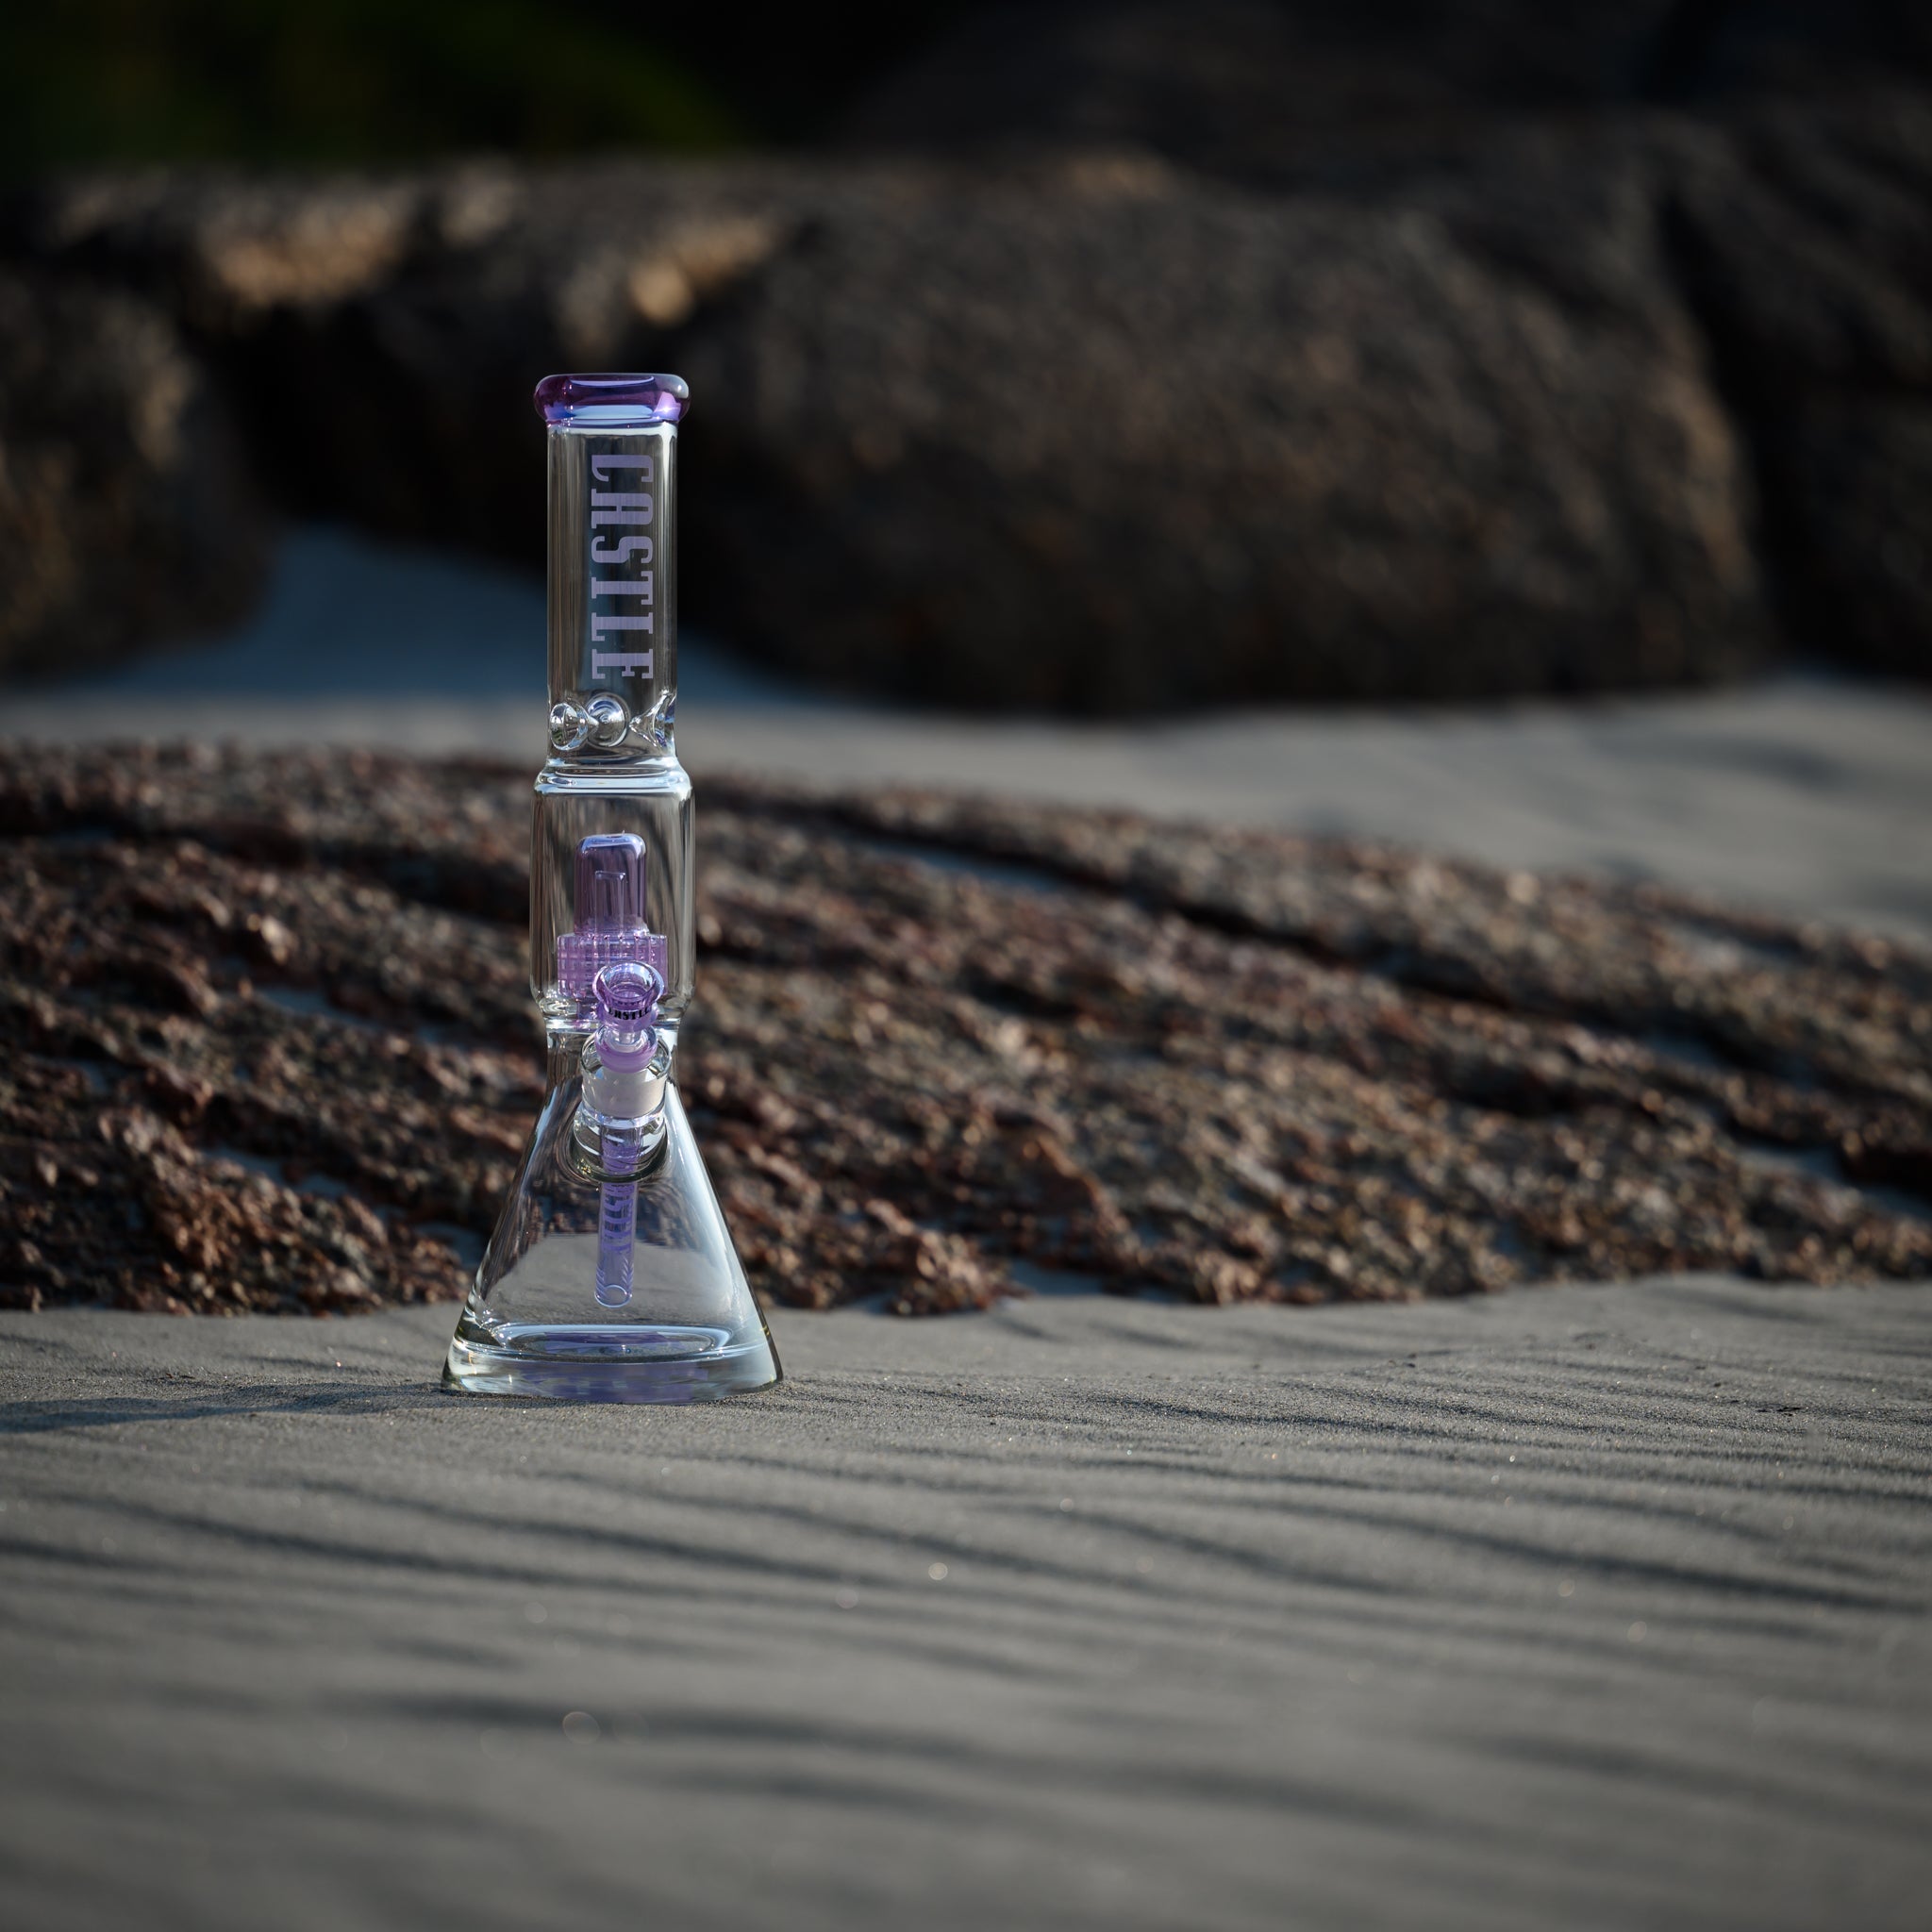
[[0, 742, 1926, 1317]]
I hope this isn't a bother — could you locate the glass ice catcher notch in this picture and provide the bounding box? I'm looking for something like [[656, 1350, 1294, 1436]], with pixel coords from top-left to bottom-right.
[[442, 372, 782, 1401]]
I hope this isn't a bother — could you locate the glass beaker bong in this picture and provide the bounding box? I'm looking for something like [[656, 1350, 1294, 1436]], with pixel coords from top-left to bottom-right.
[[442, 372, 782, 1402]]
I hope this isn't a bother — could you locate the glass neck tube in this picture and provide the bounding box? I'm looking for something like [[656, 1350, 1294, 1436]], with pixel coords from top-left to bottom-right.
[[540, 375, 685, 758], [528, 374, 697, 1043]]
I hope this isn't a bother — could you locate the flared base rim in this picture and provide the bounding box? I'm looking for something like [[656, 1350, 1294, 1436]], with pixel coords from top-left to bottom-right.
[[442, 1328, 782, 1404]]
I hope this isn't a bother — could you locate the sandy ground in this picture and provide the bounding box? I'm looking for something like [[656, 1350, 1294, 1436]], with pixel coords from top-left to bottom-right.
[[4, 526, 1931, 937], [0, 1280, 1927, 1931]]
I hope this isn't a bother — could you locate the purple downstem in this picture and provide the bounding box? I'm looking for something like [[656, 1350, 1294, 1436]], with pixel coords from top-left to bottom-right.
[[595, 1128, 640, 1309], [589, 958, 662, 1311]]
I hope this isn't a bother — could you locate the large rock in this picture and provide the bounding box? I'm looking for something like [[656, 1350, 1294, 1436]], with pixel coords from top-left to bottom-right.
[[6, 82, 1928, 703], [1, 743, 1926, 1316], [832, 5, 1932, 689], [677, 142, 1768, 708], [0, 270, 269, 682], [7, 152, 1773, 708]]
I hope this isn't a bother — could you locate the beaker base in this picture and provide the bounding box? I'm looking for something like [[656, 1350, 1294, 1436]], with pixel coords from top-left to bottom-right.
[[441, 1321, 781, 1404]]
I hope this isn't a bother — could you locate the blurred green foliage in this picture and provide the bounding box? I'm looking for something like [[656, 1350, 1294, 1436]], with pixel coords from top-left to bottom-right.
[[0, 0, 757, 175]]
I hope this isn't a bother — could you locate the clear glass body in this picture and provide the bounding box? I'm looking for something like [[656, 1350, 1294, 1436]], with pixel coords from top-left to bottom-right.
[[532, 758, 694, 1036], [444, 377, 778, 1402], [544, 419, 679, 740], [445, 1053, 777, 1401]]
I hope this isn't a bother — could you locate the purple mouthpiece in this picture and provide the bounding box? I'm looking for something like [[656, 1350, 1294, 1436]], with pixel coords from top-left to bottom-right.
[[594, 958, 662, 1026], [558, 832, 667, 1000], [534, 372, 689, 425]]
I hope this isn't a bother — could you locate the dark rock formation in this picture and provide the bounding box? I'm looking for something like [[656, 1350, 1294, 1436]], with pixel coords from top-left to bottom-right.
[[0, 160, 878, 564], [9, 146, 1775, 708], [835, 5, 1932, 688], [0, 269, 269, 681], [1, 44, 1927, 703], [1668, 90, 1932, 677], [2, 744, 1926, 1317], [678, 143, 1768, 708]]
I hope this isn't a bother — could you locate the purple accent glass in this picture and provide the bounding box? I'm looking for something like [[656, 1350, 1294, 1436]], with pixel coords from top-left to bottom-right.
[[558, 927, 669, 996], [534, 372, 690, 425], [558, 833, 669, 996], [595, 1125, 639, 1308], [592, 960, 662, 1073], [576, 833, 646, 931], [589, 960, 660, 1310]]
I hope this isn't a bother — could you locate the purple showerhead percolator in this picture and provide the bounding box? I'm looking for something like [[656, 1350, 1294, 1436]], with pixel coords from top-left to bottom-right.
[[578, 832, 645, 929], [558, 832, 668, 1000]]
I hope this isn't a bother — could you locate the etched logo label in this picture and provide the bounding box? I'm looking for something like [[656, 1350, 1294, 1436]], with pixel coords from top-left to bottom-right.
[[589, 452, 655, 680]]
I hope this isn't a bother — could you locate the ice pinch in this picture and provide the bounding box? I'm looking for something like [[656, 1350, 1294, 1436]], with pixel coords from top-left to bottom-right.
[[441, 375, 781, 1402]]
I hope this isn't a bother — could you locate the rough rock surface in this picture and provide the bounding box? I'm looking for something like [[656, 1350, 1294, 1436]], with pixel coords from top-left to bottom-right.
[[0, 269, 269, 681], [1, 744, 1926, 1318], [677, 147, 1767, 708]]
